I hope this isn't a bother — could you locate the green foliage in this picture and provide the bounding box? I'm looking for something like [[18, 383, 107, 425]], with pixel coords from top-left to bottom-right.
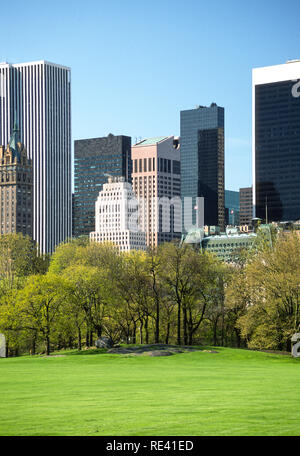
[[0, 234, 47, 281], [228, 231, 300, 350], [1, 228, 299, 355]]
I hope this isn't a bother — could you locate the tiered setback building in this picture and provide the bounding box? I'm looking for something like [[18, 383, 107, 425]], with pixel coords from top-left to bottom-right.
[[253, 60, 300, 222], [0, 60, 71, 253], [0, 122, 32, 236], [90, 177, 146, 252], [74, 134, 132, 237], [180, 103, 225, 232], [131, 136, 181, 247]]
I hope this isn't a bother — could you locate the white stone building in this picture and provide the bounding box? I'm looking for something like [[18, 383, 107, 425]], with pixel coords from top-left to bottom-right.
[[90, 176, 146, 252]]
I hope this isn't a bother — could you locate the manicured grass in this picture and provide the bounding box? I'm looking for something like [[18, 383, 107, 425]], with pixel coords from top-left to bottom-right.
[[0, 346, 300, 436]]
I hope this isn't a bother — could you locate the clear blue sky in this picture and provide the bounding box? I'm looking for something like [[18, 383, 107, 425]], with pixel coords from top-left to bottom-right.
[[1, 0, 299, 191]]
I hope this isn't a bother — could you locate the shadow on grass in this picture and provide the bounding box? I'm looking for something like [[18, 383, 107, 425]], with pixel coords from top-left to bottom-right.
[[51, 348, 108, 356]]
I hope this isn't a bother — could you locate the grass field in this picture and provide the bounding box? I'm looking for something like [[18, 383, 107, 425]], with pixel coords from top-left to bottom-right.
[[0, 346, 300, 436]]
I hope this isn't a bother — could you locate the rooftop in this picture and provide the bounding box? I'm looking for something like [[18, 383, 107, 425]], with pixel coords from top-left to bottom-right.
[[134, 136, 169, 146], [0, 60, 71, 71]]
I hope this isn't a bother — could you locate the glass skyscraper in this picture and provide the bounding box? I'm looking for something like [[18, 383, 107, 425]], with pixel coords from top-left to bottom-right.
[[253, 60, 300, 222], [74, 134, 132, 237], [225, 190, 240, 226], [0, 60, 71, 253], [180, 103, 225, 232]]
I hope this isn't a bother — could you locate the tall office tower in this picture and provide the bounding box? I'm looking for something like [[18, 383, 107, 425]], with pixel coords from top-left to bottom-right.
[[90, 176, 146, 252], [239, 187, 253, 225], [180, 103, 225, 232], [0, 60, 71, 253], [253, 60, 300, 222], [74, 134, 132, 237], [131, 136, 181, 248], [225, 190, 240, 226], [0, 122, 33, 236]]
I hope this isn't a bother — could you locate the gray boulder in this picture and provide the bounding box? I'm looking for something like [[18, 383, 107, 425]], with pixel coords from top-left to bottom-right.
[[95, 337, 113, 349]]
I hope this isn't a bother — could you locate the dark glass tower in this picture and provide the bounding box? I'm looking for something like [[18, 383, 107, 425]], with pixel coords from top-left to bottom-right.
[[180, 103, 225, 232], [253, 61, 300, 222], [74, 134, 132, 237]]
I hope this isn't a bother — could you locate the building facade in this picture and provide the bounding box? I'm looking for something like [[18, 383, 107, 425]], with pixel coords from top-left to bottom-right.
[[90, 176, 146, 252], [0, 122, 33, 237], [131, 136, 181, 248], [253, 60, 300, 222], [225, 190, 240, 226], [180, 103, 225, 232], [74, 134, 132, 237], [183, 226, 257, 262], [0, 60, 71, 253], [239, 187, 253, 225]]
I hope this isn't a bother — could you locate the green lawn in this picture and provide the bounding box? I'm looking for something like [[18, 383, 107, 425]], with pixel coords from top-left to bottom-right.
[[0, 346, 300, 436]]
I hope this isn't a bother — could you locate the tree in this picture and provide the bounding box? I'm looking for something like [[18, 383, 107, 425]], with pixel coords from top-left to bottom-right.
[[0, 234, 47, 284], [236, 231, 300, 350], [16, 273, 66, 355], [62, 263, 114, 346]]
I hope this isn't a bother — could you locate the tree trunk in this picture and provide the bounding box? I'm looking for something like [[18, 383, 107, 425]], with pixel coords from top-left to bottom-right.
[[45, 335, 50, 356], [165, 322, 170, 345], [213, 317, 219, 346], [188, 324, 193, 346], [78, 327, 82, 350], [183, 306, 188, 345], [139, 320, 143, 345], [32, 335, 36, 355], [234, 328, 241, 348], [86, 329, 90, 347], [132, 323, 136, 344], [177, 302, 181, 345], [68, 336, 73, 349], [145, 317, 149, 344]]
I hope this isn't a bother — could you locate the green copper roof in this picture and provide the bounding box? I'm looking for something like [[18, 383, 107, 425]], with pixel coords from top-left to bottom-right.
[[135, 136, 169, 146], [8, 119, 22, 161]]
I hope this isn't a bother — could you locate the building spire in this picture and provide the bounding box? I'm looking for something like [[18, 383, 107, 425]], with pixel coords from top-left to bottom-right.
[[8, 111, 21, 160]]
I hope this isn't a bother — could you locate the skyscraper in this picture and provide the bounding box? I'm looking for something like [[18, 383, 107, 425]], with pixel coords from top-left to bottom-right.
[[239, 187, 253, 226], [90, 176, 146, 252], [74, 134, 132, 237], [0, 60, 71, 253], [253, 60, 300, 222], [131, 136, 181, 247], [225, 190, 240, 226], [180, 103, 225, 232], [0, 122, 33, 237]]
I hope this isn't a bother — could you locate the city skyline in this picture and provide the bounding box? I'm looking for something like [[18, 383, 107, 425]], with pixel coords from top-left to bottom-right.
[[2, 0, 299, 192], [0, 60, 71, 253]]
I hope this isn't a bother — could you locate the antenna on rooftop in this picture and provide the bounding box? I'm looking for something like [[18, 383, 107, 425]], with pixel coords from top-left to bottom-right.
[[104, 172, 115, 183]]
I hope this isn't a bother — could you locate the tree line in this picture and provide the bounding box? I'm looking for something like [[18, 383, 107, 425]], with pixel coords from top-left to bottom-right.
[[0, 228, 299, 356]]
